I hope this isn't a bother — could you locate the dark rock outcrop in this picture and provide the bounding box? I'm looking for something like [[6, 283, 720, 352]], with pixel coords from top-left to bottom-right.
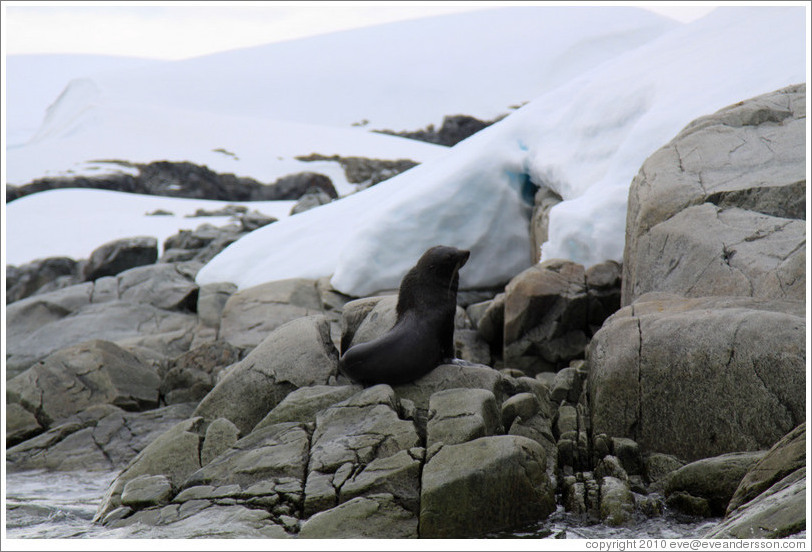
[[7, 161, 335, 203], [375, 114, 502, 147]]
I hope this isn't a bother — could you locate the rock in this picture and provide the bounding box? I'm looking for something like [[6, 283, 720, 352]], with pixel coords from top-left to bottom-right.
[[340, 295, 397, 350], [218, 279, 323, 349], [503, 260, 589, 375], [666, 491, 712, 518], [665, 451, 767, 516], [183, 422, 310, 496], [305, 385, 420, 516], [339, 449, 423, 513], [475, 293, 505, 351], [254, 385, 361, 430], [508, 415, 556, 455], [587, 294, 805, 461], [420, 435, 555, 538], [299, 494, 418, 538], [623, 84, 805, 306], [375, 114, 496, 147], [160, 341, 241, 405], [8, 340, 160, 426], [194, 315, 339, 434], [629, 204, 805, 302], [595, 455, 629, 483], [6, 402, 43, 446], [338, 296, 387, 352], [453, 328, 493, 366], [550, 367, 581, 404], [239, 211, 277, 232], [295, 154, 418, 189], [196, 282, 237, 329], [6, 403, 196, 473], [83, 236, 158, 281], [501, 392, 538, 430], [106, 501, 288, 537], [6, 284, 197, 379], [161, 223, 244, 265], [257, 172, 337, 201], [393, 363, 504, 427], [121, 475, 174, 508], [644, 453, 685, 487], [599, 476, 635, 526], [426, 388, 501, 450], [290, 188, 333, 215], [116, 263, 199, 311], [585, 260, 622, 332], [6, 256, 79, 304], [200, 418, 241, 466], [727, 423, 805, 515], [704, 468, 805, 539], [95, 416, 206, 521], [611, 437, 643, 476]]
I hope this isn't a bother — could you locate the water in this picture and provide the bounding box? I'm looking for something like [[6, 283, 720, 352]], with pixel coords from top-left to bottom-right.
[[6, 470, 719, 540], [5, 470, 118, 539]]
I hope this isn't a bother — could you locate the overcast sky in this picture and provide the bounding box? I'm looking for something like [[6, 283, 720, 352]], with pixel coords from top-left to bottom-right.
[[2, 2, 720, 61]]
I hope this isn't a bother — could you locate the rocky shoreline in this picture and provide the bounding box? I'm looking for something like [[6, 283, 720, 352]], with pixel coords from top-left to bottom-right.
[[5, 84, 806, 539]]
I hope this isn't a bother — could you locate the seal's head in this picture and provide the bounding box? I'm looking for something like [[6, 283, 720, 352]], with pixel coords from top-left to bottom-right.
[[396, 245, 470, 317], [416, 245, 470, 283]]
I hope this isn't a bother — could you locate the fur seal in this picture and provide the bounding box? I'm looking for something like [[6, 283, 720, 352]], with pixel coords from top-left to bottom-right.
[[339, 245, 470, 385]]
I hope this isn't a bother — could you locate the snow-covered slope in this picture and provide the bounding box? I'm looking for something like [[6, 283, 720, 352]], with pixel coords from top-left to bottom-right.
[[5, 6, 676, 185], [195, 6, 806, 295], [5, 54, 162, 147]]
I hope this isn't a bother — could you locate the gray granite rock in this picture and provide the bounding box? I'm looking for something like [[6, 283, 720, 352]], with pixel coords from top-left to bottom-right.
[[623, 84, 805, 305], [218, 279, 323, 349], [193, 315, 338, 434], [426, 388, 501, 450], [587, 294, 805, 461], [420, 435, 555, 538]]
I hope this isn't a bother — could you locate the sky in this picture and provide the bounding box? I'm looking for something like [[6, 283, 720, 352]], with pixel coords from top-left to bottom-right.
[[2, 2, 720, 61]]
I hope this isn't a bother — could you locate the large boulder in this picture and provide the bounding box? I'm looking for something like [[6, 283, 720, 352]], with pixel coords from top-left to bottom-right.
[[623, 84, 805, 306], [83, 236, 158, 281], [587, 294, 805, 461], [193, 315, 339, 435], [419, 435, 555, 537], [218, 279, 324, 349], [7, 340, 161, 428]]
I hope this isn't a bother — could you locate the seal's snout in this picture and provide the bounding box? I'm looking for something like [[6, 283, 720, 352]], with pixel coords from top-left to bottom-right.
[[454, 249, 470, 271]]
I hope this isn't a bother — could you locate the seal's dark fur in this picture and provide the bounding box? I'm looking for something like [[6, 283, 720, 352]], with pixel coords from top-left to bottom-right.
[[339, 245, 470, 385]]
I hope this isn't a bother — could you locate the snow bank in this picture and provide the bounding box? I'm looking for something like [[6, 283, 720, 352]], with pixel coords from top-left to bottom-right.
[[196, 6, 806, 296]]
